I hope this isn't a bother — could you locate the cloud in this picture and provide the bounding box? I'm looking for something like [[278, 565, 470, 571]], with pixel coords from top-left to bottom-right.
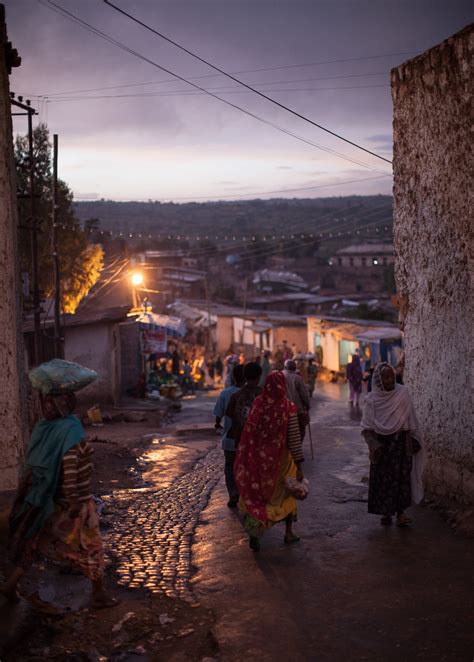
[[276, 165, 293, 170]]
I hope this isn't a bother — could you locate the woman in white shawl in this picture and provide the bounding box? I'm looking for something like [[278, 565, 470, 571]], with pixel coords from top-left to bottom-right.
[[361, 362, 424, 526]]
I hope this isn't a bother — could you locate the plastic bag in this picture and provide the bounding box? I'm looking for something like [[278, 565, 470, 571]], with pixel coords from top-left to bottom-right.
[[284, 477, 309, 500], [29, 358, 98, 395]]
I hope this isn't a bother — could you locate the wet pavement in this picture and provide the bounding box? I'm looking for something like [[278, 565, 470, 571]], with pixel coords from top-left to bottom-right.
[[191, 382, 474, 661], [104, 394, 221, 603]]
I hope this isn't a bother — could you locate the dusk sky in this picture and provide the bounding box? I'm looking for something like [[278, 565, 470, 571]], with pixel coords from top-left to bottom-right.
[[6, 0, 473, 202]]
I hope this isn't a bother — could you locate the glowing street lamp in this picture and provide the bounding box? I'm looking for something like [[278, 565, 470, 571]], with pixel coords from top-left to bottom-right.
[[131, 271, 144, 287]]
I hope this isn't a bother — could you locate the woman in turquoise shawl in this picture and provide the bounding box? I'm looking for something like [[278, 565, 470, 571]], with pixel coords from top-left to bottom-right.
[[1, 392, 116, 608]]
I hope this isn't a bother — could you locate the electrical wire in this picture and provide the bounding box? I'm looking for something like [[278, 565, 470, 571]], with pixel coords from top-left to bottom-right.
[[176, 205, 393, 259], [103, 0, 392, 164], [74, 174, 391, 203], [40, 0, 391, 175], [91, 202, 393, 261], [42, 71, 388, 99], [34, 50, 415, 98], [46, 83, 389, 102]]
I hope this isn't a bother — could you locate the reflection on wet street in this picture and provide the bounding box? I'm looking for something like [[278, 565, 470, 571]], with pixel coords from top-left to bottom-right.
[[104, 445, 221, 603]]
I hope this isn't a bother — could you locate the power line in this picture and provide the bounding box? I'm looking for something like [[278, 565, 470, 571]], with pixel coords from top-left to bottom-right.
[[175, 204, 393, 259], [40, 70, 389, 99], [35, 51, 414, 98], [88, 202, 393, 258], [46, 83, 389, 103], [41, 1, 390, 175], [74, 174, 391, 203], [103, 0, 392, 165]]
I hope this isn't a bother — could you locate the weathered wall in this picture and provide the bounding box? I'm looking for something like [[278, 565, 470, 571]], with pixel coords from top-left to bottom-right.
[[64, 322, 119, 405], [118, 321, 141, 396], [0, 7, 27, 493], [392, 25, 473, 503], [272, 326, 308, 355]]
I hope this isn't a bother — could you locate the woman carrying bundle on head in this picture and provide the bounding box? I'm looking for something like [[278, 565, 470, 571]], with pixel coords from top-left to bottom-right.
[[1, 360, 117, 609], [361, 362, 425, 527], [234, 371, 305, 551]]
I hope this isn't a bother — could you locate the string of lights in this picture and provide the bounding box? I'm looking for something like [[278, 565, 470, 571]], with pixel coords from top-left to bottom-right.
[[80, 210, 392, 247]]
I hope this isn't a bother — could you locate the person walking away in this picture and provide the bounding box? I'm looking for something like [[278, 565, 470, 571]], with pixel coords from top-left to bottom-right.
[[283, 359, 311, 440], [282, 340, 293, 362], [225, 362, 262, 449], [224, 354, 239, 387], [213, 364, 245, 508], [235, 371, 304, 551], [361, 362, 424, 527], [259, 350, 271, 388], [2, 388, 117, 608], [214, 355, 224, 385], [171, 346, 180, 377], [182, 359, 195, 394], [307, 357, 318, 397], [347, 350, 363, 407], [273, 346, 284, 371]]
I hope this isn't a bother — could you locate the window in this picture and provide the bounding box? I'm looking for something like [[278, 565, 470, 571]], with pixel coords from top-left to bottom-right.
[[337, 257, 343, 266], [349, 257, 354, 267], [361, 257, 367, 267]]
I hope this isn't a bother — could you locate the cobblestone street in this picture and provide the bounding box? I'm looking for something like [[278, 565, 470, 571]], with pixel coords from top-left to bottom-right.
[[106, 446, 222, 603], [103, 393, 222, 606]]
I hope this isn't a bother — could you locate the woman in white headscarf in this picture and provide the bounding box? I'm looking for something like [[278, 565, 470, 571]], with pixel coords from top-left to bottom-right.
[[361, 362, 424, 527]]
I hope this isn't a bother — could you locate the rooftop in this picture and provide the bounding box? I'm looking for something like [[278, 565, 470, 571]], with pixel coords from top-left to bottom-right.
[[336, 243, 394, 256], [253, 269, 308, 288]]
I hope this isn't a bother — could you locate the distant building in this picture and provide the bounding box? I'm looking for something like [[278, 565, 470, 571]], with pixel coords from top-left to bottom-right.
[[332, 243, 395, 268], [253, 269, 308, 294], [307, 315, 402, 373]]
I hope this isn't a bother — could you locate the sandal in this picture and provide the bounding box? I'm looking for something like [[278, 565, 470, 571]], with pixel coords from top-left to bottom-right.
[[284, 533, 301, 544], [396, 514, 412, 527], [380, 516, 393, 526]]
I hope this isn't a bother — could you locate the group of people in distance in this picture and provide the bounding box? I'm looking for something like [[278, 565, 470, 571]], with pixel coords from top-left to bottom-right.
[[215, 355, 425, 551]]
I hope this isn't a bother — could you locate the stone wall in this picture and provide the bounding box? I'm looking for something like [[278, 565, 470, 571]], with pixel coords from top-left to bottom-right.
[[118, 320, 141, 396], [0, 6, 27, 493], [392, 25, 473, 503]]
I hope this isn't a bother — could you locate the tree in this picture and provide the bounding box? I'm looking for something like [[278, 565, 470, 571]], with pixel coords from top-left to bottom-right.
[[16, 124, 103, 314]]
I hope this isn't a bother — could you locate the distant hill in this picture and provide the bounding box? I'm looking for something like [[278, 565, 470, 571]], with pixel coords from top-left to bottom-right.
[[74, 195, 393, 254]]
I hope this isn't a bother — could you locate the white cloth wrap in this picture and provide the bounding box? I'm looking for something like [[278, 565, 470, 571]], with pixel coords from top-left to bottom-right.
[[361, 382, 425, 504]]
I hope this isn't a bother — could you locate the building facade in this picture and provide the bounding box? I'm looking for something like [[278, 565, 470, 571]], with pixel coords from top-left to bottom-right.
[[392, 25, 473, 504], [0, 7, 26, 494]]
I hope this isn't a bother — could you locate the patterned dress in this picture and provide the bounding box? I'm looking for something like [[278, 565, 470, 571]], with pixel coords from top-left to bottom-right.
[[367, 431, 412, 516]]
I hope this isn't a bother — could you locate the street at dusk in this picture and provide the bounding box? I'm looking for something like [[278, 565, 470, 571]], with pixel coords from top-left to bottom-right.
[[0, 1, 472, 661]]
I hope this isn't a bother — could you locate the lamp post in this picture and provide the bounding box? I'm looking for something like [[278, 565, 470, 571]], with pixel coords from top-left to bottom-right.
[[131, 271, 144, 311]]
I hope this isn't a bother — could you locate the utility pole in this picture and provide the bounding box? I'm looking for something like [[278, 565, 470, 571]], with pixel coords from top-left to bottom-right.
[[52, 133, 62, 358], [204, 276, 212, 354], [27, 103, 41, 363]]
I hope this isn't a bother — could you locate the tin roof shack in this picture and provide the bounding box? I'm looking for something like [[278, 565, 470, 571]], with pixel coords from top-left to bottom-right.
[[231, 311, 307, 358], [253, 269, 308, 294], [307, 315, 402, 374], [23, 306, 133, 406], [333, 243, 395, 268], [167, 301, 217, 349], [321, 242, 395, 294]]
